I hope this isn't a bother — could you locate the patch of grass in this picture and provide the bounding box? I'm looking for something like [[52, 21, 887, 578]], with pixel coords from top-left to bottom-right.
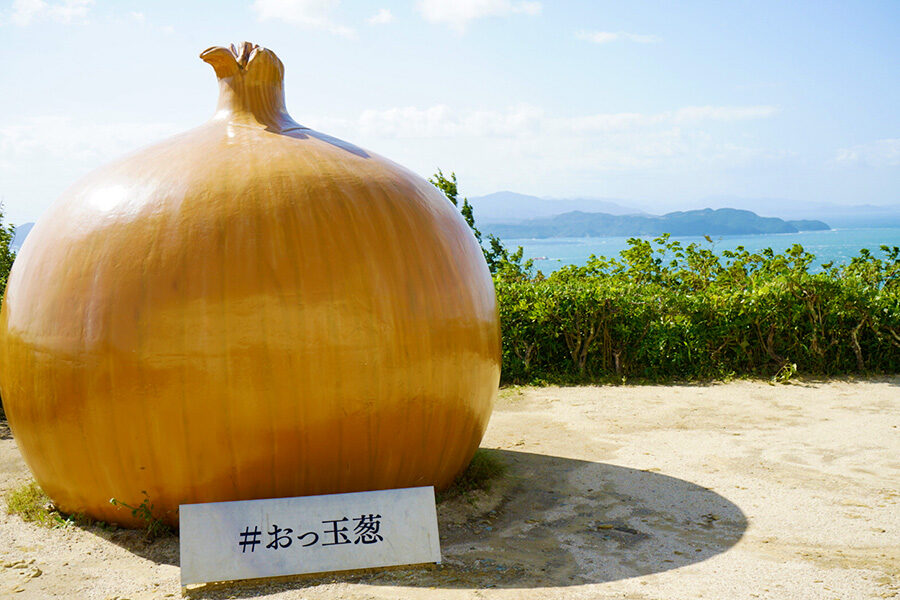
[[4, 481, 70, 527], [5, 481, 127, 532], [437, 449, 507, 503]]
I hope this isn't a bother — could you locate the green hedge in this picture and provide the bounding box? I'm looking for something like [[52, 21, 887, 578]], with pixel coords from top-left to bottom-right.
[[495, 236, 900, 383]]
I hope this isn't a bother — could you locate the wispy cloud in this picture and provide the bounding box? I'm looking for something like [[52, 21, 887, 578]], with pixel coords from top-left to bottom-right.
[[252, 0, 355, 38], [356, 104, 545, 138], [4, 0, 93, 26], [671, 105, 778, 122], [305, 103, 783, 182], [123, 10, 174, 35], [367, 8, 393, 25], [834, 138, 900, 167], [577, 30, 662, 44], [416, 0, 541, 32], [314, 104, 778, 139], [0, 116, 179, 166]]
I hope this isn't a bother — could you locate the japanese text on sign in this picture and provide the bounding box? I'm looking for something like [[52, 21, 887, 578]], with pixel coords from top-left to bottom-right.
[[237, 514, 385, 553], [179, 487, 440, 586]]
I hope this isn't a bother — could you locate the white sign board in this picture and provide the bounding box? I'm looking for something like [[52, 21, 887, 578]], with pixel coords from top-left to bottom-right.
[[179, 486, 441, 586]]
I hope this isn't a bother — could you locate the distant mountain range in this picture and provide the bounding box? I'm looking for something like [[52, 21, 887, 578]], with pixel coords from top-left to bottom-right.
[[11, 222, 33, 252], [468, 191, 898, 229], [469, 191, 644, 223], [483, 208, 829, 239]]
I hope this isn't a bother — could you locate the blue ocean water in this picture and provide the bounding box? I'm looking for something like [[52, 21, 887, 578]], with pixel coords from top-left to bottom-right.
[[500, 227, 900, 273]]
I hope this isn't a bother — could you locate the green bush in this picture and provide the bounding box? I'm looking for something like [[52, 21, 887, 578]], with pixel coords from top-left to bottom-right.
[[495, 236, 900, 383]]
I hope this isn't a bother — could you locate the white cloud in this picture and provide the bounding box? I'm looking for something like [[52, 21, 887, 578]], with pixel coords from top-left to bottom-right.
[[367, 8, 393, 25], [577, 30, 662, 44], [513, 1, 540, 15], [0, 116, 179, 166], [252, 0, 355, 37], [0, 116, 183, 224], [6, 0, 93, 26], [314, 104, 778, 139], [100, 9, 173, 36], [417, 0, 541, 31], [672, 105, 778, 123], [305, 103, 782, 181], [0, 105, 774, 176], [351, 104, 545, 138], [834, 138, 900, 167]]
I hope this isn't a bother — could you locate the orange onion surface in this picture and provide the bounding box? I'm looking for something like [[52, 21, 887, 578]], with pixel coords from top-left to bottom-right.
[[0, 42, 500, 527]]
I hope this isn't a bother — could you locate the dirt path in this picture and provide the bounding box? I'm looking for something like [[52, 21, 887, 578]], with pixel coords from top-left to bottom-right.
[[1, 378, 898, 599]]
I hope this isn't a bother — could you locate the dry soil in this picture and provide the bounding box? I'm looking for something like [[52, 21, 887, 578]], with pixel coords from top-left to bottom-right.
[[1, 378, 898, 599]]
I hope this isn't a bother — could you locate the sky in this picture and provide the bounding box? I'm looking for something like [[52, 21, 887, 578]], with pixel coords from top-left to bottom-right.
[[0, 0, 898, 225]]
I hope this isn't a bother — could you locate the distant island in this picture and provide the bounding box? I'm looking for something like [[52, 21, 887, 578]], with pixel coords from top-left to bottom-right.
[[483, 208, 830, 238]]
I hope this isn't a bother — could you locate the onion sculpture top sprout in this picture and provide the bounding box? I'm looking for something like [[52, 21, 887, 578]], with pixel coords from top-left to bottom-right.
[[0, 42, 500, 527]]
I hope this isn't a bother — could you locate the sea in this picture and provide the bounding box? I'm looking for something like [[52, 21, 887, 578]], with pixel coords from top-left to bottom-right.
[[499, 227, 900, 273]]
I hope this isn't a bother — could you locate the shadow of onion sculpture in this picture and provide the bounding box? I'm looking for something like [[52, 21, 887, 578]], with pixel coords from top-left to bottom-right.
[[0, 42, 500, 528]]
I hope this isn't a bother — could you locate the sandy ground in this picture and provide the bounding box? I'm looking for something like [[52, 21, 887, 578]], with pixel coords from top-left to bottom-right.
[[0, 378, 898, 599]]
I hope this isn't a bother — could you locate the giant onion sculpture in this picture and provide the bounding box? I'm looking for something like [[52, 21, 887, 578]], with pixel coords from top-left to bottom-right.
[[0, 42, 500, 527]]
